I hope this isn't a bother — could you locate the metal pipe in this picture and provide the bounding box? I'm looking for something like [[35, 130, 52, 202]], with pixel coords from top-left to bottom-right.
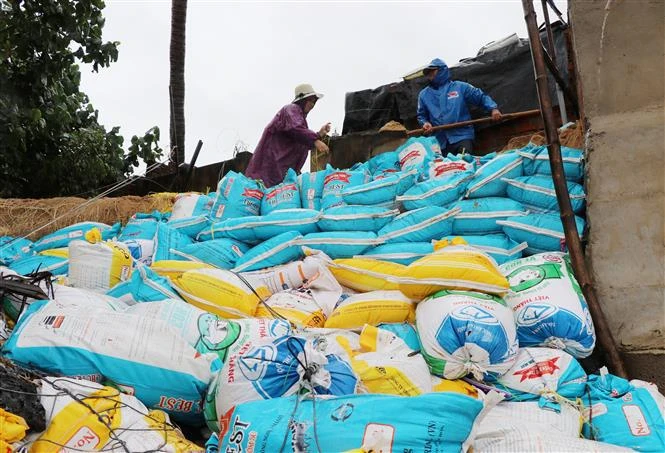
[[541, 44, 580, 116], [541, 0, 569, 123], [182, 139, 203, 191], [522, 0, 628, 378]]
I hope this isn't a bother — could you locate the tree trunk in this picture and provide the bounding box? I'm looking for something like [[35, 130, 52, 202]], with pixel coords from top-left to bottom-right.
[[169, 0, 187, 168]]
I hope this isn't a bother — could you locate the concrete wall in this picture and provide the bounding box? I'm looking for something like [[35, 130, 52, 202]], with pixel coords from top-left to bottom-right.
[[569, 0, 664, 386]]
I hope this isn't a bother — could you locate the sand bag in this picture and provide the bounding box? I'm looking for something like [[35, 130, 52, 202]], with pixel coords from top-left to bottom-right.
[[582, 370, 665, 452], [298, 169, 327, 210], [325, 290, 415, 330], [398, 240, 510, 299], [416, 289, 518, 380], [518, 144, 584, 182], [260, 168, 302, 215], [377, 206, 458, 243], [451, 197, 528, 235], [8, 248, 69, 276], [2, 300, 217, 423], [397, 171, 472, 210], [504, 175, 586, 213], [172, 267, 270, 318], [212, 335, 359, 425], [232, 231, 304, 272], [171, 192, 213, 220], [34, 377, 202, 452], [171, 238, 250, 269], [320, 165, 369, 210], [329, 258, 404, 292], [211, 170, 264, 220], [489, 347, 587, 403], [497, 212, 586, 255], [501, 252, 596, 358], [361, 241, 434, 265], [465, 152, 523, 198], [32, 221, 120, 253], [441, 234, 527, 265], [319, 205, 398, 232], [218, 391, 492, 453], [68, 239, 133, 293]]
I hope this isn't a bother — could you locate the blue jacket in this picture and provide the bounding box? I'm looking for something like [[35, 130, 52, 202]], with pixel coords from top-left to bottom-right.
[[417, 58, 498, 147]]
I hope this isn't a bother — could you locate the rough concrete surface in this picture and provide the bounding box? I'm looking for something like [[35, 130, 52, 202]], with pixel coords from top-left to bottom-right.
[[570, 0, 665, 381], [569, 0, 664, 118]]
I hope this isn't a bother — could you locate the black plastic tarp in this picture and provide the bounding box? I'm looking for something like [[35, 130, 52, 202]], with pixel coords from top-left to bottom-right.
[[342, 23, 570, 134]]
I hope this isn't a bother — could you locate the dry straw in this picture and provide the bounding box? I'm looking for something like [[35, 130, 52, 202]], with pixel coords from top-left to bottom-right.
[[0, 194, 176, 239]]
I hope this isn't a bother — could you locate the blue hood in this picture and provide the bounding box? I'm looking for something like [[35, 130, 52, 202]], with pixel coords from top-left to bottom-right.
[[427, 58, 450, 89]]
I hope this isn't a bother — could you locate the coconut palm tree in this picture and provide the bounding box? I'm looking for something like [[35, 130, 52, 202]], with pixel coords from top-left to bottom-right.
[[169, 0, 187, 168]]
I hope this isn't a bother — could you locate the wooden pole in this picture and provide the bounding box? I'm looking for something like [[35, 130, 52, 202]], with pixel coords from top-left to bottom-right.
[[522, 0, 628, 377]]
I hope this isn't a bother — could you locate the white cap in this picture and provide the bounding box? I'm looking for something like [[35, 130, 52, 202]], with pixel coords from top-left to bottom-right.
[[293, 83, 324, 102]]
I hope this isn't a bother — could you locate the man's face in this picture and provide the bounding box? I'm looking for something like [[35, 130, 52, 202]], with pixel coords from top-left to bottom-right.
[[425, 68, 439, 82]]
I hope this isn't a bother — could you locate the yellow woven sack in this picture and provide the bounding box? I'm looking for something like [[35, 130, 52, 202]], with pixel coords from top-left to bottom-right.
[[397, 238, 509, 299], [172, 268, 270, 318], [38, 247, 69, 258], [325, 290, 415, 330], [32, 386, 123, 452], [0, 408, 28, 452], [330, 258, 404, 292], [150, 260, 214, 280], [255, 304, 325, 328]]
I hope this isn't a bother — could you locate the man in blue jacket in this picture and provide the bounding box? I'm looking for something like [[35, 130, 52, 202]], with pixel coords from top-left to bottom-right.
[[417, 58, 502, 155]]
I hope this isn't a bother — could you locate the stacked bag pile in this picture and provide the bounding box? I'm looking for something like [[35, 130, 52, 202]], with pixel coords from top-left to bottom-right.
[[0, 138, 663, 452]]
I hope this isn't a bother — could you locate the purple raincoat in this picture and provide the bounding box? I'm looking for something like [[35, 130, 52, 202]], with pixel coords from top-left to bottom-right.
[[245, 103, 319, 187]]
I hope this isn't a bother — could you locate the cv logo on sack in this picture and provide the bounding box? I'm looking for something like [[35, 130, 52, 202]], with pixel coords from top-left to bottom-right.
[[452, 305, 499, 324], [238, 344, 276, 381], [517, 304, 557, 326]]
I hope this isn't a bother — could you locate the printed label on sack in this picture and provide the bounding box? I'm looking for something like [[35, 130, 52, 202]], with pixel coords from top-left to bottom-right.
[[362, 423, 395, 452], [512, 356, 560, 382], [622, 404, 651, 436], [65, 426, 101, 450], [324, 172, 351, 185], [216, 204, 226, 218], [68, 230, 84, 239], [243, 188, 264, 200]]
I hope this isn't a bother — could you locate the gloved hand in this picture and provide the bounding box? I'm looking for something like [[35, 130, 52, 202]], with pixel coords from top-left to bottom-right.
[[422, 122, 433, 134], [491, 109, 503, 121]]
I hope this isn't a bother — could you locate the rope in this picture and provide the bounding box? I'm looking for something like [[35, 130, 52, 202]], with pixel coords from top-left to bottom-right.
[[0, 160, 166, 253]]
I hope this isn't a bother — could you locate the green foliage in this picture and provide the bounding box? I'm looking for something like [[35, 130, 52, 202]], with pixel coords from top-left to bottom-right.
[[0, 0, 162, 198]]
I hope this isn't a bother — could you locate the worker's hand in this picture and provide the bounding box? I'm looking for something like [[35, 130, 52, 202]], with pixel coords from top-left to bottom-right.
[[422, 122, 433, 134], [319, 122, 332, 138], [491, 109, 503, 121], [314, 139, 330, 155]]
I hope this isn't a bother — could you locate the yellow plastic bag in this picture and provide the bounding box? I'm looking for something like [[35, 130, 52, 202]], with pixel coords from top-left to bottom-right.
[[338, 325, 432, 396], [431, 376, 479, 398], [325, 290, 415, 330], [398, 239, 509, 299], [172, 268, 270, 318], [150, 259, 214, 280], [330, 258, 404, 292], [0, 408, 29, 452]]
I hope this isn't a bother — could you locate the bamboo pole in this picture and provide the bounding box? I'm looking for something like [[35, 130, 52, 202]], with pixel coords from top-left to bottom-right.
[[522, 0, 628, 377]]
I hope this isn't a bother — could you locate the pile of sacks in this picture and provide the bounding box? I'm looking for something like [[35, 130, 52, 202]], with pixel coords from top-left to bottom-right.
[[0, 139, 662, 452]]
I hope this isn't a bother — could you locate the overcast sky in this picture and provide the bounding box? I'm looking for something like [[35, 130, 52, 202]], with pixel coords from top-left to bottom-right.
[[80, 0, 567, 169]]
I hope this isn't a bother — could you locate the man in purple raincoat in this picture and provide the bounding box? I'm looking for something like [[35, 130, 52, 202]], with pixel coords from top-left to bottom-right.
[[245, 84, 331, 187]]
